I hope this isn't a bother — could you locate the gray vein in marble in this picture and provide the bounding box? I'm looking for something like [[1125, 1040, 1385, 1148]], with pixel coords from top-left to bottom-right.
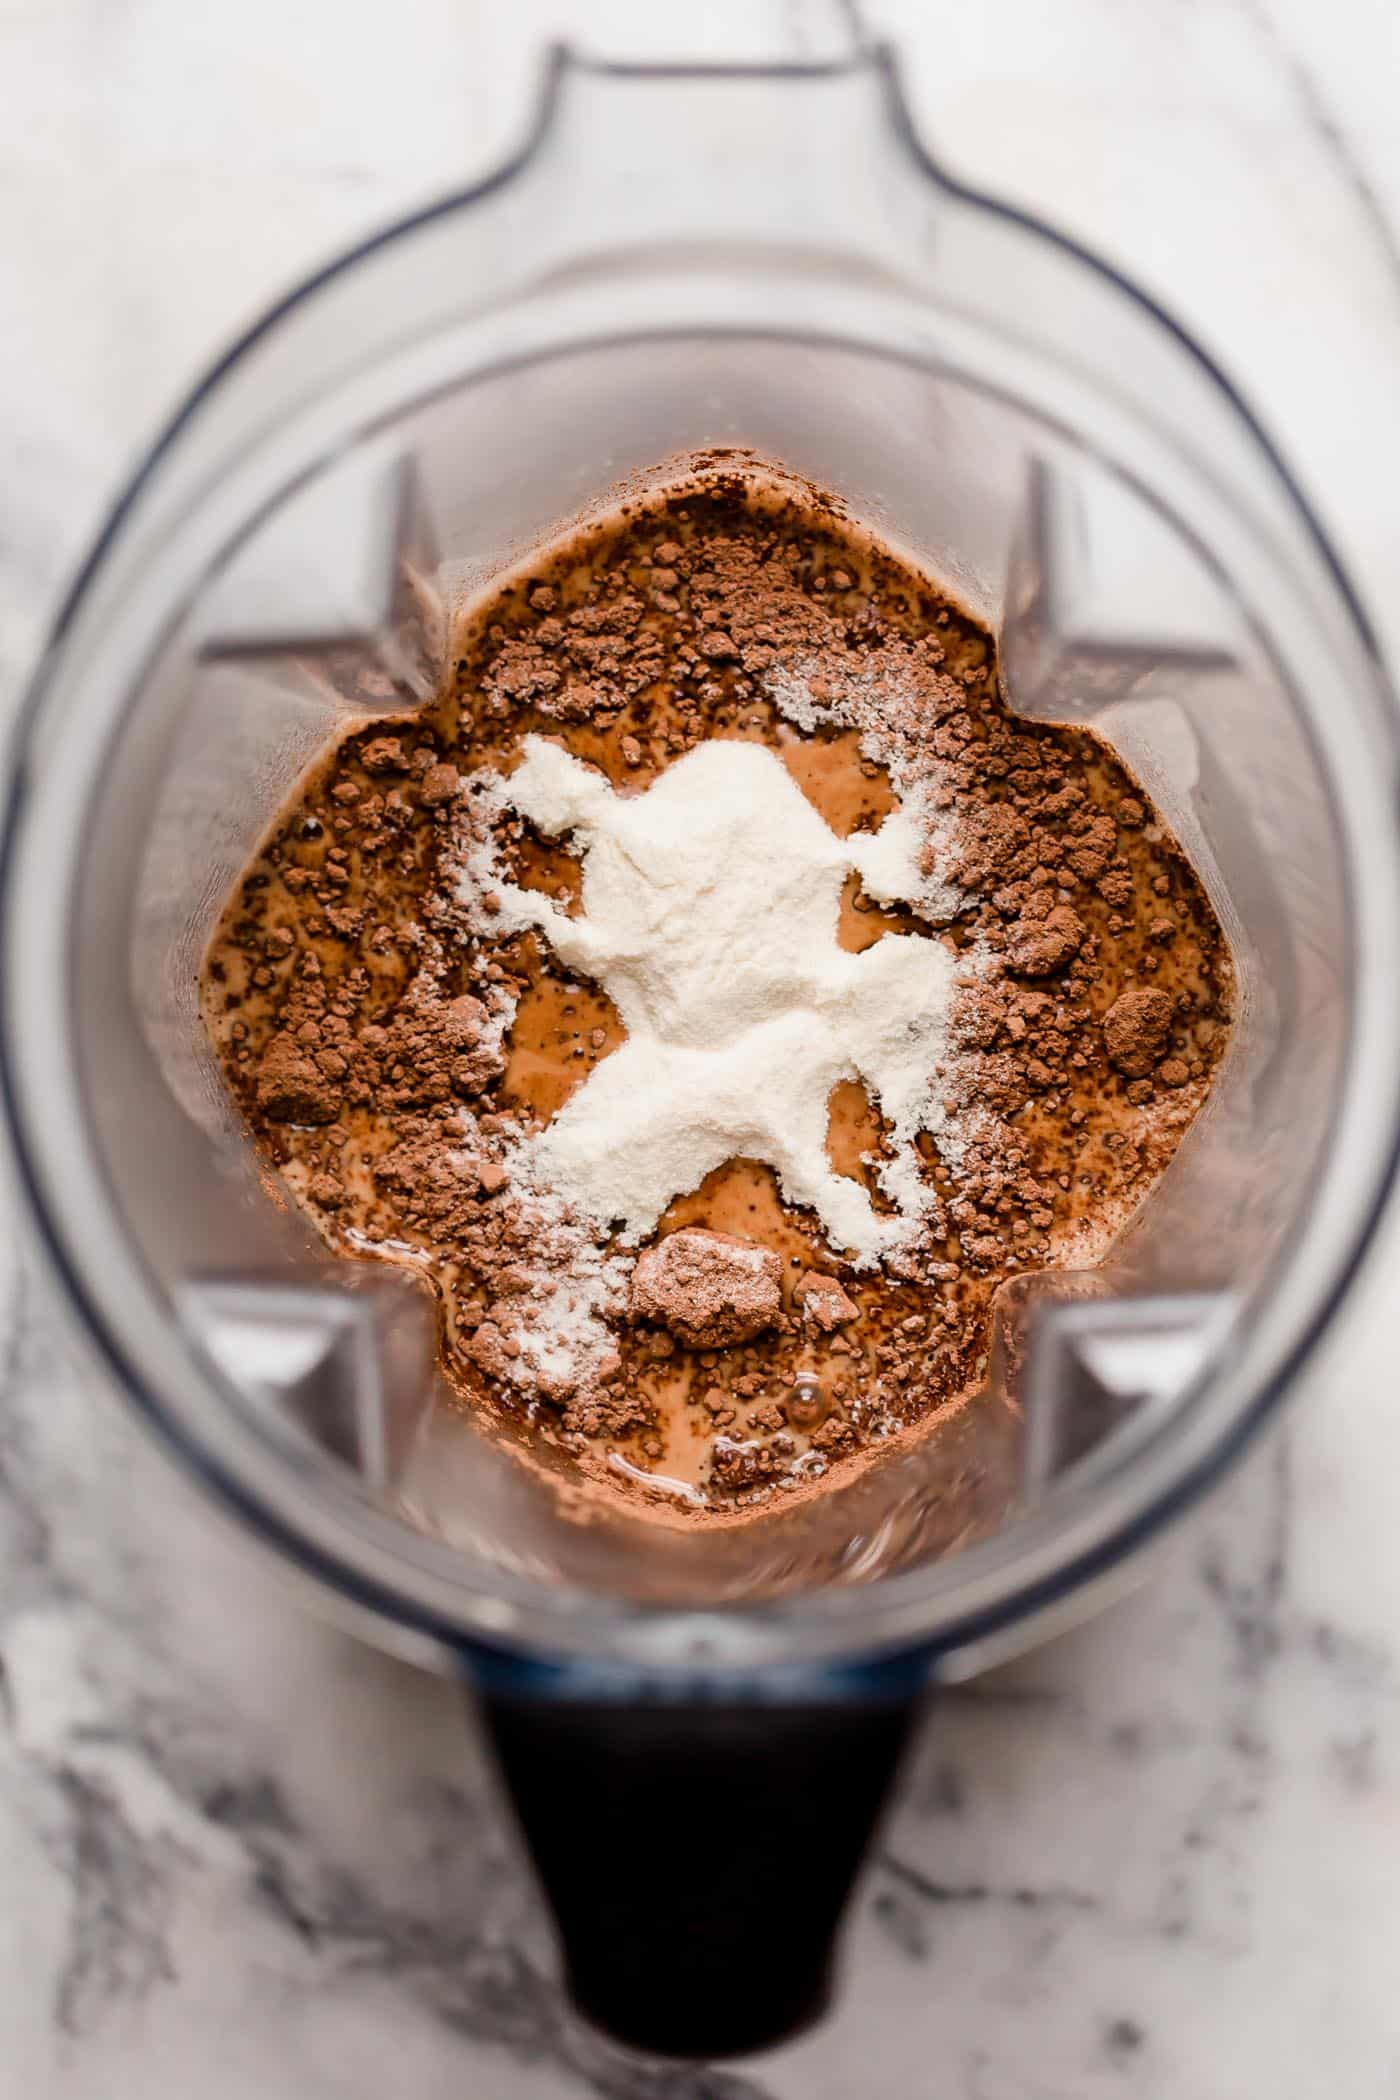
[[0, 1263, 60, 1601], [32, 1740, 778, 2097], [831, 0, 869, 55], [877, 1855, 1099, 1914], [868, 1884, 930, 1962], [33, 1688, 778, 2094], [1307, 1615, 1395, 1695], [0, 1267, 778, 2096], [49, 1768, 180, 2038], [1196, 1431, 1291, 1678], [1240, 0, 1400, 304]]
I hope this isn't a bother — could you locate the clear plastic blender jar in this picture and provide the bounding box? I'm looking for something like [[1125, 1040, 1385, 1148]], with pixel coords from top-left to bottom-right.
[[3, 47, 1398, 2059]]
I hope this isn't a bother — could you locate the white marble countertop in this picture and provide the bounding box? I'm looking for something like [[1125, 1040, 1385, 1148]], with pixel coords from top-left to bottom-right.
[[3, 2, 1400, 2093]]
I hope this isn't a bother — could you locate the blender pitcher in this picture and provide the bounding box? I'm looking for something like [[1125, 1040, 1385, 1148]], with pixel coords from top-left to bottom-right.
[[3, 45, 1399, 2061]]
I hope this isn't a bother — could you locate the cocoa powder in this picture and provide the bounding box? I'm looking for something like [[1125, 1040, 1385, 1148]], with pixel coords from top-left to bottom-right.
[[1102, 986, 1177, 1077], [199, 470, 1233, 1519], [630, 1228, 783, 1349]]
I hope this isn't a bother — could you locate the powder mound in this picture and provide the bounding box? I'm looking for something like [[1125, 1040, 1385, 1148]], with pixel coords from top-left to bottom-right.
[[630, 1228, 782, 1350], [1103, 986, 1175, 1077], [455, 735, 955, 1263], [1007, 904, 1085, 979], [420, 762, 460, 808], [360, 736, 408, 774], [379, 976, 506, 1108], [795, 1271, 859, 1332], [256, 1034, 339, 1125], [949, 805, 1030, 891]]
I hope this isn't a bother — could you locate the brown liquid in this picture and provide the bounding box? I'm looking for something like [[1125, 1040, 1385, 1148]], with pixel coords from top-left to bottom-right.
[[200, 473, 1233, 1517]]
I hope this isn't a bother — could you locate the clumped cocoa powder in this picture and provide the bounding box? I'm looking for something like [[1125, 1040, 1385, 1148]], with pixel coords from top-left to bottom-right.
[[200, 471, 1233, 1518], [1102, 986, 1177, 1078], [795, 1271, 860, 1333], [630, 1229, 783, 1350]]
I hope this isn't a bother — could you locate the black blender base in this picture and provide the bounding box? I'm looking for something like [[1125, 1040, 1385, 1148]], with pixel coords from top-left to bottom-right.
[[477, 1688, 923, 2060]]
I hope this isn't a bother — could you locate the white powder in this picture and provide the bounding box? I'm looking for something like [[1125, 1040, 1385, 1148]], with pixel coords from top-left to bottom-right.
[[489, 1166, 632, 1394], [458, 735, 960, 1267], [768, 659, 964, 926]]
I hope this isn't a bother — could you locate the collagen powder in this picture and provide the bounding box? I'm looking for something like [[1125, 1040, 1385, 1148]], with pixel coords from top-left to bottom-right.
[[459, 734, 957, 1263]]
